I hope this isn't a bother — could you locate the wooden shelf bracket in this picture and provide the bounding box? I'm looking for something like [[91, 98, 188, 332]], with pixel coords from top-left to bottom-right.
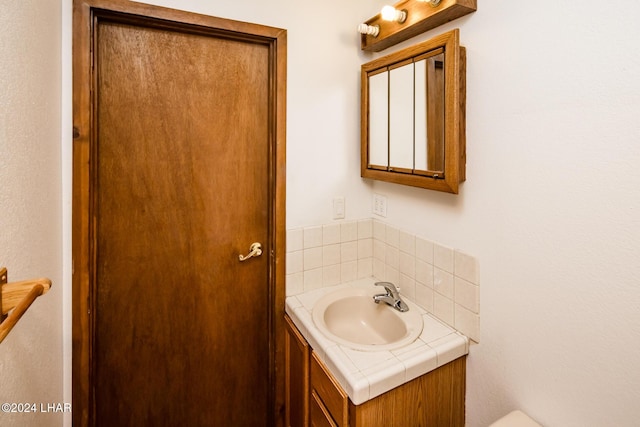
[[0, 267, 52, 344]]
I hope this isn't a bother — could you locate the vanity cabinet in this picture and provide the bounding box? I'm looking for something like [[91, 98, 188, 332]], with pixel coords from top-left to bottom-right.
[[285, 315, 310, 427], [311, 353, 348, 426], [284, 314, 466, 427]]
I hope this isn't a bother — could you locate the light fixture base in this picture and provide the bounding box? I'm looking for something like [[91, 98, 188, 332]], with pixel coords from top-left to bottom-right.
[[397, 9, 408, 23], [358, 23, 380, 37]]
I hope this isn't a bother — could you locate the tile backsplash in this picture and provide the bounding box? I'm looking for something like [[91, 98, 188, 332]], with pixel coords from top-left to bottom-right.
[[286, 219, 480, 342]]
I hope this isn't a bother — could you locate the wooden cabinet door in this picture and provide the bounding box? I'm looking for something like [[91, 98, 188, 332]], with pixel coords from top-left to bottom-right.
[[285, 315, 310, 427], [310, 391, 338, 427], [311, 353, 349, 427]]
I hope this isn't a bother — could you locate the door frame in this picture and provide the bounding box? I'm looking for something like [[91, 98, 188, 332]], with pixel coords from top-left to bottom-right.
[[72, 1, 287, 425]]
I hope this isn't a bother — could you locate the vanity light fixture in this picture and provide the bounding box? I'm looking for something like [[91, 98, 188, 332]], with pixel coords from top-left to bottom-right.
[[357, 23, 380, 37], [359, 0, 477, 52], [381, 5, 407, 23]]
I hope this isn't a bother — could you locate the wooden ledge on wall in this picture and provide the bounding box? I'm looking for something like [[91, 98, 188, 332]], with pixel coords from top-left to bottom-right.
[[0, 267, 52, 343], [360, 0, 477, 52]]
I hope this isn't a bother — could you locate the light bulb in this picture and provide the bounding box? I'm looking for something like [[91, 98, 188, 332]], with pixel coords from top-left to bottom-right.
[[381, 6, 407, 23]]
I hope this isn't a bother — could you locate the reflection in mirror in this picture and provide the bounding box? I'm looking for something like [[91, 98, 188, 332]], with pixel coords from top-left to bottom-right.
[[389, 60, 414, 171], [367, 51, 446, 175], [414, 58, 428, 172], [361, 29, 465, 193], [368, 70, 388, 168], [425, 53, 445, 173], [413, 52, 446, 174]]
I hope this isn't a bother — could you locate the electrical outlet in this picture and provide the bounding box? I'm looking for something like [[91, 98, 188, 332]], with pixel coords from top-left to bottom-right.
[[333, 197, 345, 219], [373, 193, 387, 217]]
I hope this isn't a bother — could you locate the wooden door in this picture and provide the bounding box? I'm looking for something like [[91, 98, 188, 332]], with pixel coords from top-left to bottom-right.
[[72, 2, 286, 426]]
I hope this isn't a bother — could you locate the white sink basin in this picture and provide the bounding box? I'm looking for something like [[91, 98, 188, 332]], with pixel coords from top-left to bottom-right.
[[312, 287, 423, 351]]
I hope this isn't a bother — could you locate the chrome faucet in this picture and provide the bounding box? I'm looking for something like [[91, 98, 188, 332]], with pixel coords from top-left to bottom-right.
[[373, 282, 409, 312]]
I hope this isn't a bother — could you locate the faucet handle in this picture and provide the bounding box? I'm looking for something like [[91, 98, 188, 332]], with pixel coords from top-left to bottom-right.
[[374, 281, 400, 297]]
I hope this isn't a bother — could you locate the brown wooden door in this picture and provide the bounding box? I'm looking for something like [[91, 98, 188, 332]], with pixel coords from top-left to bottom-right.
[[72, 2, 286, 426]]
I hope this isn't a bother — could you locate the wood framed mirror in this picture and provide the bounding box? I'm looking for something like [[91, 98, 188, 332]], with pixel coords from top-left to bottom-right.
[[361, 29, 466, 193]]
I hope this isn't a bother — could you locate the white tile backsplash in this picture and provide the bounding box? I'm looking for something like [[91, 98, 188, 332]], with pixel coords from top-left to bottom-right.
[[455, 304, 480, 341], [373, 220, 385, 241], [373, 258, 385, 279], [385, 266, 400, 285], [323, 264, 341, 286], [454, 276, 479, 313], [304, 247, 323, 270], [434, 243, 454, 273], [322, 244, 341, 266], [340, 241, 358, 262], [357, 238, 373, 259], [357, 258, 373, 279], [373, 239, 385, 261], [385, 224, 400, 248], [288, 272, 303, 295], [303, 226, 323, 249], [323, 224, 341, 245], [341, 221, 358, 242], [415, 283, 434, 312], [286, 219, 480, 342], [434, 292, 455, 326], [399, 252, 415, 279], [385, 245, 400, 270], [357, 219, 373, 239], [341, 261, 358, 283], [416, 237, 434, 263], [399, 274, 416, 301], [454, 250, 479, 284], [303, 268, 323, 291], [415, 260, 434, 287], [287, 250, 303, 274], [287, 228, 303, 252], [399, 230, 415, 255], [434, 268, 454, 299]]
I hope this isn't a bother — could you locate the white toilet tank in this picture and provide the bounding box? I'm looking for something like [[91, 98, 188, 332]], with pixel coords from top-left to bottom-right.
[[489, 410, 542, 427]]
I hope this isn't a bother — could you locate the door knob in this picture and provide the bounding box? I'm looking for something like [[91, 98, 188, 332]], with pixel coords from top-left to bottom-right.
[[239, 242, 263, 261]]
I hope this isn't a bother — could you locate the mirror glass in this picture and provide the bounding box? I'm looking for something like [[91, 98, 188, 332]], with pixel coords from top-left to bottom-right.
[[414, 58, 428, 171], [389, 60, 414, 171], [368, 70, 388, 168], [361, 29, 465, 193]]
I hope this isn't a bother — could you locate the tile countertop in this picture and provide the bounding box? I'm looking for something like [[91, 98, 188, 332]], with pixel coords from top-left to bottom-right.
[[285, 277, 469, 405]]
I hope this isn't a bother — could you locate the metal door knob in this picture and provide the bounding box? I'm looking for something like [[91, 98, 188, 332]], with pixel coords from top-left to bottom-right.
[[239, 242, 263, 261]]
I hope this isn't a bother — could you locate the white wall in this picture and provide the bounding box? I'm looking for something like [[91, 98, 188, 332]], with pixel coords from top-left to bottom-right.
[[0, 1, 64, 426], [367, 2, 640, 426], [51, 0, 640, 426]]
